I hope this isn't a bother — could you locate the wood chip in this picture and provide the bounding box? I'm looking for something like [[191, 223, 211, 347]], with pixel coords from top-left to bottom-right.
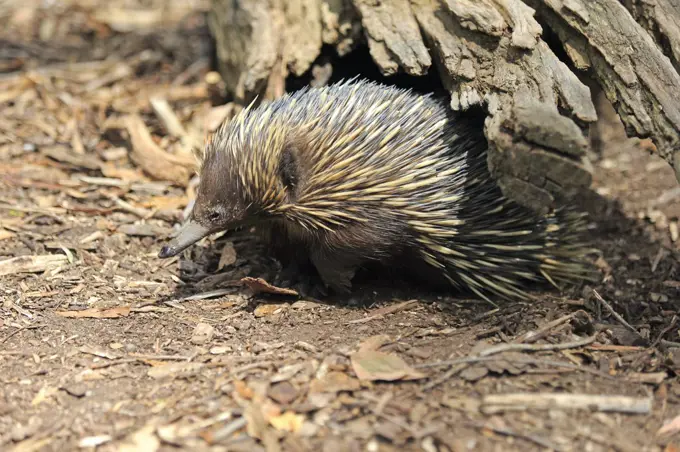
[[481, 393, 652, 414], [0, 254, 68, 276], [123, 114, 195, 186], [57, 306, 131, 319]]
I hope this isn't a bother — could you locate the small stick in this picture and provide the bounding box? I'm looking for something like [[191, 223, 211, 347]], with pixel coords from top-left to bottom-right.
[[346, 299, 418, 324], [481, 393, 652, 415], [651, 315, 678, 348], [514, 310, 588, 344], [592, 290, 639, 335], [422, 363, 469, 391], [478, 334, 597, 357], [418, 354, 616, 392], [467, 421, 562, 451], [0, 324, 42, 344]]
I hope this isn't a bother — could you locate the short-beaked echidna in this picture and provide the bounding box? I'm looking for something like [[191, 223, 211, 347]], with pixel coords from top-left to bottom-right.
[[158, 79, 594, 301]]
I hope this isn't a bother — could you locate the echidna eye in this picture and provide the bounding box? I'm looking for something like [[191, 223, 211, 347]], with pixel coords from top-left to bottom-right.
[[208, 211, 220, 222]]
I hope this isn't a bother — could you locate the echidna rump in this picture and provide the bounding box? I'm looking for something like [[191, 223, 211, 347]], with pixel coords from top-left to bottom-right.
[[158, 79, 594, 301]]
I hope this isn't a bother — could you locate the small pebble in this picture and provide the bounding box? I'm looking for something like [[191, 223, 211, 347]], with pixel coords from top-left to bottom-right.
[[191, 322, 215, 345]]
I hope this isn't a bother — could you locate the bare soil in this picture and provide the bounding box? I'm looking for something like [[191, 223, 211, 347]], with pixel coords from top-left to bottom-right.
[[1, 2, 680, 451]]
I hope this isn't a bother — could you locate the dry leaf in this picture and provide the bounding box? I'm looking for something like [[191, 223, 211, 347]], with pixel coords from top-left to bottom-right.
[[234, 380, 254, 400], [218, 241, 237, 270], [242, 277, 298, 296], [57, 306, 131, 319], [254, 303, 290, 318], [351, 350, 427, 382], [309, 371, 361, 393], [269, 411, 304, 433], [659, 414, 680, 436]]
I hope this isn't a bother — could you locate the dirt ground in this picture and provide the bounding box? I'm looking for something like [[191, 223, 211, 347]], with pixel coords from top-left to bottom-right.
[[2, 1, 680, 451]]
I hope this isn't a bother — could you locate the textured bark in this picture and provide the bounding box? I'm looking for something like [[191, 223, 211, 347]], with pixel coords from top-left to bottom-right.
[[209, 0, 680, 215], [622, 0, 680, 74], [526, 0, 680, 180]]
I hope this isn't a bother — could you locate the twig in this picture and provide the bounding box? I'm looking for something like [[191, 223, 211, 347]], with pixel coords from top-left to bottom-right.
[[514, 310, 589, 344], [467, 421, 562, 451], [592, 290, 639, 335], [417, 355, 616, 380], [478, 334, 597, 357], [0, 323, 43, 344], [211, 417, 248, 442], [651, 246, 665, 273], [422, 363, 469, 391], [346, 300, 418, 324], [651, 315, 678, 348], [481, 393, 652, 415]]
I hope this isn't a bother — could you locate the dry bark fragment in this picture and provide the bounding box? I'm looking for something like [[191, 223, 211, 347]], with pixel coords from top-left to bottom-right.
[[622, 0, 680, 74], [350, 0, 431, 76], [122, 114, 195, 186]]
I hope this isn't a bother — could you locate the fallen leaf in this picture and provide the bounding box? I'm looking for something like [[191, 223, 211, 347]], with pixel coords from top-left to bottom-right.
[[218, 241, 237, 270], [351, 350, 427, 382], [269, 411, 304, 433], [234, 380, 254, 400], [56, 306, 131, 319], [309, 371, 361, 393], [254, 303, 290, 318], [659, 414, 680, 436], [242, 277, 298, 296]]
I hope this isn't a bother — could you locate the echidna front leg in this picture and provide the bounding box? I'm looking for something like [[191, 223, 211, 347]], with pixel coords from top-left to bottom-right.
[[309, 249, 360, 294], [256, 223, 328, 297]]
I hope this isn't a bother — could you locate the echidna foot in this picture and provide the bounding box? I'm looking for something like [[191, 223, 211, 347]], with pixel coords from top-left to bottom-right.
[[274, 259, 328, 298]]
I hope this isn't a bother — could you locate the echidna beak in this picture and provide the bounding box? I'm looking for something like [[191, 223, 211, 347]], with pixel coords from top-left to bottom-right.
[[158, 220, 212, 259]]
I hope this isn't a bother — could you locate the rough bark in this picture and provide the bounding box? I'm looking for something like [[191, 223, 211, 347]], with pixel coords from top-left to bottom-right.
[[622, 0, 680, 74], [209, 0, 680, 215], [526, 0, 680, 180]]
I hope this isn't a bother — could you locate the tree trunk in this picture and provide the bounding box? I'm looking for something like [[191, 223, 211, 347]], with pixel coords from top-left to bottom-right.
[[208, 0, 680, 215]]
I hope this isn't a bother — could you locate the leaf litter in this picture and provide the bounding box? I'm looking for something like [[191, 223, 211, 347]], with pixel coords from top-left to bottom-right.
[[1, 0, 680, 451]]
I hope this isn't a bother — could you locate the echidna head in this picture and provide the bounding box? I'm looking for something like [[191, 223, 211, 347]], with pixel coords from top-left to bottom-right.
[[158, 106, 301, 259], [157, 144, 252, 259]]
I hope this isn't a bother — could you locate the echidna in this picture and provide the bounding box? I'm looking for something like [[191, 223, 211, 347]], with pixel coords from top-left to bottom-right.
[[158, 79, 594, 301]]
